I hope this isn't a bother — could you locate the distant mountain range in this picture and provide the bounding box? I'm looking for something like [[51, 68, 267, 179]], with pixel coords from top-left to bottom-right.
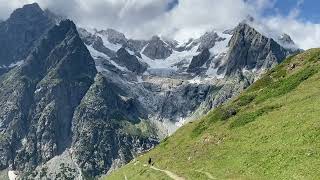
[[109, 48, 320, 180], [0, 3, 301, 179]]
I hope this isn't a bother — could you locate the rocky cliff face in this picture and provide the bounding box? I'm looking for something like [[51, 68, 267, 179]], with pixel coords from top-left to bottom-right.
[[222, 23, 289, 76], [97, 29, 127, 45], [0, 19, 97, 178], [112, 48, 148, 74], [142, 36, 173, 60], [0, 3, 55, 69], [196, 31, 226, 52], [199, 23, 296, 114], [71, 74, 157, 177], [0, 11, 159, 179], [187, 48, 211, 73]]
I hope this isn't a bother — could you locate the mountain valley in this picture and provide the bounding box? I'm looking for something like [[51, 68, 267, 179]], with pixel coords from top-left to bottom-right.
[[0, 3, 312, 180]]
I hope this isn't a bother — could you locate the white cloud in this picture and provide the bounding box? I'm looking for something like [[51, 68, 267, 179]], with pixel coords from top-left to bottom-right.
[[256, 0, 320, 49], [0, 0, 319, 49], [261, 16, 320, 50], [161, 0, 252, 41], [288, 0, 304, 18]]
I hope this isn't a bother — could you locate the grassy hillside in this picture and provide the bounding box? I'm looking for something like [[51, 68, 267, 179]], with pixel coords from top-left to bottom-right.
[[107, 49, 320, 180]]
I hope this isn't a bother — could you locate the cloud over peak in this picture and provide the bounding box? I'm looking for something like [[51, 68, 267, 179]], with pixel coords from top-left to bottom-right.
[[0, 0, 319, 49]]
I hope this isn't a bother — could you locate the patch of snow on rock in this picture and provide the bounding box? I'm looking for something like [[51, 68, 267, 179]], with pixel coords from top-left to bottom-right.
[[140, 44, 199, 71], [8, 170, 18, 180], [99, 35, 123, 52], [86, 45, 129, 72], [209, 32, 231, 56], [8, 60, 24, 68]]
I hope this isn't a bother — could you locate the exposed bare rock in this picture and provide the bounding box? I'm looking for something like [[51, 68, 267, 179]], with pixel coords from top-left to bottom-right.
[[0, 3, 54, 67], [142, 36, 173, 60]]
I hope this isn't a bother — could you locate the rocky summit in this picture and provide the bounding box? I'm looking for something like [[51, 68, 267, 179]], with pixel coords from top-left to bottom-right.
[[0, 3, 301, 180], [0, 3, 55, 73]]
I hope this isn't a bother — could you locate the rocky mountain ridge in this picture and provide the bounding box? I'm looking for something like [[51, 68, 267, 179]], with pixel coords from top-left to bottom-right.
[[109, 48, 320, 180], [0, 3, 56, 75], [0, 3, 300, 179]]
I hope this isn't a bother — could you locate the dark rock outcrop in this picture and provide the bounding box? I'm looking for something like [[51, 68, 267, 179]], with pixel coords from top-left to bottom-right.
[[142, 36, 172, 60], [0, 18, 157, 179], [127, 39, 148, 52], [78, 28, 96, 45], [223, 23, 289, 76], [97, 28, 127, 45], [197, 31, 225, 52], [180, 31, 226, 52], [0, 3, 54, 67], [0, 20, 97, 174], [92, 36, 117, 58], [112, 48, 147, 73], [187, 49, 211, 73], [200, 23, 292, 115], [159, 83, 212, 120], [71, 74, 157, 176]]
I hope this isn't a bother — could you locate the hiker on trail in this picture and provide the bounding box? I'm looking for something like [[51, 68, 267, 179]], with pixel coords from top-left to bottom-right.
[[148, 157, 152, 165]]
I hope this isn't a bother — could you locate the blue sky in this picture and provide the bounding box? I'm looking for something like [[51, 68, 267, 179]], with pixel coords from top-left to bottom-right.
[[265, 0, 320, 23], [168, 0, 319, 23]]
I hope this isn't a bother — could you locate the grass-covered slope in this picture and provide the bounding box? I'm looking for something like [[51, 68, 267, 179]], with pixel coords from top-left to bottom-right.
[[108, 49, 320, 179]]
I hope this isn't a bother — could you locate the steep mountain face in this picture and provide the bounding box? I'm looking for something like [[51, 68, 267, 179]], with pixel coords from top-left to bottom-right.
[[79, 28, 228, 137], [196, 31, 226, 52], [142, 36, 173, 60], [278, 33, 299, 50], [97, 29, 127, 45], [0, 3, 300, 179], [0, 3, 55, 71], [112, 48, 148, 74], [0, 19, 97, 178], [199, 23, 297, 113], [222, 23, 289, 76], [187, 48, 211, 73], [109, 49, 320, 180], [71, 74, 157, 177]]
